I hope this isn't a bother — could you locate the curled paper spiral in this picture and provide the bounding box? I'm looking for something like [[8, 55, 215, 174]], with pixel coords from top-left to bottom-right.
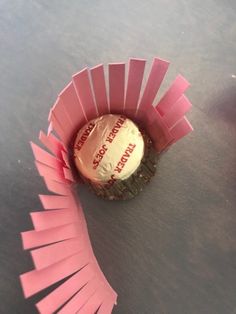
[[20, 57, 193, 313]]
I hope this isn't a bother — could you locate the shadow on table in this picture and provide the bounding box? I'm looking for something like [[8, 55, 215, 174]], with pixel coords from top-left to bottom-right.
[[209, 85, 236, 128]]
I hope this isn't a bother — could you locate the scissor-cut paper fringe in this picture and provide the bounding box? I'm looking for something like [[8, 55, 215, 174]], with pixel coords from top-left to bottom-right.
[[35, 161, 67, 184], [47, 58, 192, 151], [109, 63, 126, 113], [21, 57, 192, 313], [58, 277, 101, 313], [38, 194, 71, 209], [31, 236, 83, 270], [156, 74, 190, 116], [136, 57, 169, 119], [170, 116, 193, 142], [39, 131, 66, 158], [90, 64, 109, 116], [23, 129, 117, 312], [30, 209, 79, 230], [20, 251, 89, 298], [162, 94, 192, 129], [75, 286, 108, 314], [49, 113, 71, 145], [31, 142, 63, 170], [59, 82, 87, 132], [21, 223, 81, 250], [63, 167, 75, 182], [124, 58, 146, 116], [61, 150, 70, 168], [52, 98, 73, 136], [144, 106, 174, 151], [73, 68, 98, 122], [97, 294, 118, 314], [43, 177, 72, 196], [35, 265, 94, 314]]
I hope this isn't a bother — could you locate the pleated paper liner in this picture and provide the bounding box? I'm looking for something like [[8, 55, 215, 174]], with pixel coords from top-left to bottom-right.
[[20, 57, 193, 314]]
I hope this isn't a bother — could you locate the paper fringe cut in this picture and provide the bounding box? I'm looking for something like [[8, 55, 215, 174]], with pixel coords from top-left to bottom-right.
[[20, 57, 193, 313]]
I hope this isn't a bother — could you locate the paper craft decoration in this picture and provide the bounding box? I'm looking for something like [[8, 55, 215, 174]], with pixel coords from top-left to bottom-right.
[[20, 57, 193, 313]]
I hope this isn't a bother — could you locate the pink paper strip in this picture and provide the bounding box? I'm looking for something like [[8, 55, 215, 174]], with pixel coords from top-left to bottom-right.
[[136, 58, 169, 116], [78, 287, 106, 314], [124, 58, 146, 115], [21, 223, 80, 250], [61, 150, 70, 168], [162, 95, 192, 129], [39, 194, 71, 210], [156, 74, 190, 116], [97, 295, 117, 314], [90, 64, 109, 116], [20, 251, 88, 298], [43, 177, 71, 196], [51, 98, 73, 132], [36, 265, 94, 314], [109, 63, 125, 113], [39, 131, 66, 159], [59, 82, 87, 131], [49, 113, 70, 146], [73, 68, 98, 121], [31, 142, 63, 170], [30, 209, 78, 231], [58, 277, 101, 314], [47, 121, 53, 135], [170, 116, 193, 142], [31, 237, 83, 270], [48, 108, 53, 122], [35, 161, 67, 184], [63, 167, 75, 182], [144, 106, 174, 152]]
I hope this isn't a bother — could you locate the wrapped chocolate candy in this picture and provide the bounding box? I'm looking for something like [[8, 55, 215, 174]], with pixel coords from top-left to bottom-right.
[[73, 114, 158, 200]]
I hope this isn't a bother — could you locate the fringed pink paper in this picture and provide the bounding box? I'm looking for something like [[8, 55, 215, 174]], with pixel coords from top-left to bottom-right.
[[91, 64, 109, 116], [124, 58, 146, 117], [20, 57, 193, 313], [73, 68, 98, 121], [109, 63, 126, 113]]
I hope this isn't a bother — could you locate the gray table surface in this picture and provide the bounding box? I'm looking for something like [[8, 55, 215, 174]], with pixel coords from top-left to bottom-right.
[[1, 0, 236, 313]]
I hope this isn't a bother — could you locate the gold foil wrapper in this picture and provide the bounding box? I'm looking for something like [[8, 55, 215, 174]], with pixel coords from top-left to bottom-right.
[[73, 114, 144, 185]]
